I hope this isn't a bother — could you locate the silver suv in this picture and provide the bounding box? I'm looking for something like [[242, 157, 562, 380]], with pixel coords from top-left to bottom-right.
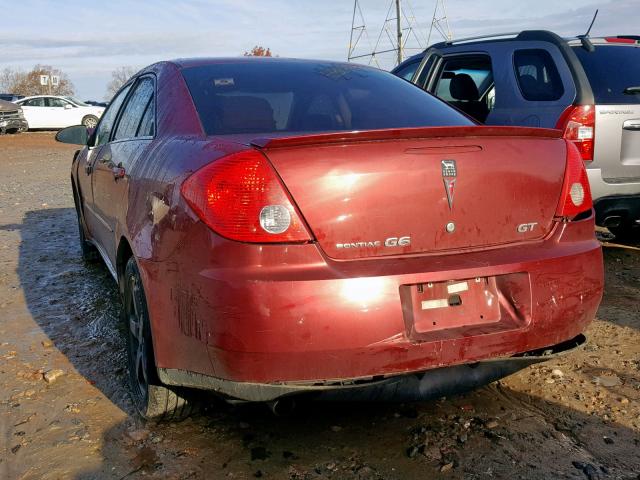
[[398, 32, 640, 240]]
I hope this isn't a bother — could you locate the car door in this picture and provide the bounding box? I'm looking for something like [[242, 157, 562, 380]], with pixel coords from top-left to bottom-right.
[[78, 83, 133, 268], [91, 75, 155, 267], [18, 97, 46, 128], [414, 43, 575, 128], [45, 97, 78, 128]]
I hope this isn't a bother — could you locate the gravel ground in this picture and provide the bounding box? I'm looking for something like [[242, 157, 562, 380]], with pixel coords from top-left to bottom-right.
[[0, 132, 639, 480]]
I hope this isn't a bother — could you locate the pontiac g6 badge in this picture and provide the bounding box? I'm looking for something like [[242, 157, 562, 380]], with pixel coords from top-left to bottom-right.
[[441, 159, 457, 210], [336, 236, 411, 249]]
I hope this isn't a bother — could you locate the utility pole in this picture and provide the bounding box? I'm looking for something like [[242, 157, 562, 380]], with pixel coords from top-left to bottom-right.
[[395, 0, 403, 64]]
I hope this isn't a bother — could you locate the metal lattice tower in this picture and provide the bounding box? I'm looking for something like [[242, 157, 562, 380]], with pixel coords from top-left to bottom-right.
[[348, 1, 451, 68], [349, 0, 435, 68], [427, 0, 453, 45]]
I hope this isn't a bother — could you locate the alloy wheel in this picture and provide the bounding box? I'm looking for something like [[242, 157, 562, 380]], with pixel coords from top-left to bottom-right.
[[128, 275, 149, 404]]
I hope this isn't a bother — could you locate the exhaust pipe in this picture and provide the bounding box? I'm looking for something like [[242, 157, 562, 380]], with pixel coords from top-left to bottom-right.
[[268, 397, 296, 416], [603, 215, 622, 228]]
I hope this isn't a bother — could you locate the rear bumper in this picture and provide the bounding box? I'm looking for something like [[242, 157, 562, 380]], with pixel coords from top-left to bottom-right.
[[587, 168, 640, 202], [593, 194, 640, 227], [158, 334, 587, 402], [140, 217, 603, 388]]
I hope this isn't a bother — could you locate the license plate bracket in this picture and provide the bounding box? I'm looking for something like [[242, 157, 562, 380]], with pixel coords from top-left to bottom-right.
[[399, 273, 530, 342]]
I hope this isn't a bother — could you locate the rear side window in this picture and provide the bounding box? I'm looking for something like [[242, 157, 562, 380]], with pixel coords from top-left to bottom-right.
[[181, 60, 472, 136], [94, 84, 132, 146], [573, 45, 640, 104], [137, 96, 156, 137], [513, 49, 564, 101], [113, 77, 154, 140], [46, 97, 70, 107]]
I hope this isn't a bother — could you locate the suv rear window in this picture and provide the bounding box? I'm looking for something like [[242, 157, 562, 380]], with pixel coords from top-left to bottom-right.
[[573, 45, 640, 104], [513, 49, 564, 101], [181, 60, 471, 136]]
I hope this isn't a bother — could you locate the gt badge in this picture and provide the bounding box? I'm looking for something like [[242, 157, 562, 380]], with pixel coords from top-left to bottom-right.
[[517, 222, 538, 233]]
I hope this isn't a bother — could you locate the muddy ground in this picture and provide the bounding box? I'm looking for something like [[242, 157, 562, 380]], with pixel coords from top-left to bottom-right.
[[0, 132, 638, 480]]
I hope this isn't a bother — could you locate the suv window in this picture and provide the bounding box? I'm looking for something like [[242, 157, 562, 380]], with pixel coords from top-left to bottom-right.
[[513, 49, 564, 101], [414, 54, 438, 89], [432, 55, 494, 123], [93, 84, 132, 146], [113, 77, 154, 140], [573, 45, 640, 104], [394, 58, 420, 81]]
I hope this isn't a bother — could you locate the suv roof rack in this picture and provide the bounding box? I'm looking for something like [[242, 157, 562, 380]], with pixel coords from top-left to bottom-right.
[[440, 32, 520, 46]]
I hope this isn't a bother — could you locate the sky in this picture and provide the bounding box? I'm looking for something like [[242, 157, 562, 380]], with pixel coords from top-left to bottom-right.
[[1, 0, 638, 100]]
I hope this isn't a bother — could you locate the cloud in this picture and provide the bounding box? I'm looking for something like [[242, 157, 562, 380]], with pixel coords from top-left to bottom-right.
[[0, 0, 637, 98]]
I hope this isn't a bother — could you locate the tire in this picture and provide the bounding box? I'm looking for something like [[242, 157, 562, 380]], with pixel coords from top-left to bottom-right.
[[73, 188, 99, 262], [81, 115, 99, 129], [608, 224, 640, 243], [123, 257, 196, 421]]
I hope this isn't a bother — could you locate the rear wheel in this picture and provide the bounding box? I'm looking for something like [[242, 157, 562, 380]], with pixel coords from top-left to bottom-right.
[[123, 257, 196, 421], [82, 115, 99, 129]]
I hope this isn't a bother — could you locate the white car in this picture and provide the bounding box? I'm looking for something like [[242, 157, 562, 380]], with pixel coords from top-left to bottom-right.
[[15, 95, 105, 130]]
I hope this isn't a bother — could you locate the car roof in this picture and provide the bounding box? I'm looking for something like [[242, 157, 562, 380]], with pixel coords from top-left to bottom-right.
[[430, 30, 640, 50], [18, 95, 69, 100], [168, 56, 375, 70]]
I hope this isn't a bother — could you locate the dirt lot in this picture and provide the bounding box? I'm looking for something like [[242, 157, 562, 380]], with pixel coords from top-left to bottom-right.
[[0, 132, 638, 480]]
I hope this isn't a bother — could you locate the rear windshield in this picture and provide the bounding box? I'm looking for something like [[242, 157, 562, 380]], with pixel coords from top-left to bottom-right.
[[181, 60, 472, 136], [573, 45, 640, 104]]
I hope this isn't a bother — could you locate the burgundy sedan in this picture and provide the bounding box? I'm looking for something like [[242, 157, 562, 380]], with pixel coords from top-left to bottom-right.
[[56, 58, 603, 419]]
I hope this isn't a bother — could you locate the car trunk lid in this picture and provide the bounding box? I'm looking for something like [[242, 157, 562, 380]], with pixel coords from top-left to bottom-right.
[[253, 126, 567, 260]]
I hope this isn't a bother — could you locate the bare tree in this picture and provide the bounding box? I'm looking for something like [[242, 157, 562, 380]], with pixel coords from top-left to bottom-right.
[[0, 65, 74, 96], [105, 66, 138, 100], [0, 68, 21, 92], [244, 46, 273, 57]]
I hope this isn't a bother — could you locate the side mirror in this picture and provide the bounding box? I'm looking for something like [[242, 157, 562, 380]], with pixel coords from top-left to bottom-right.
[[64, 104, 74, 109], [55, 125, 89, 145]]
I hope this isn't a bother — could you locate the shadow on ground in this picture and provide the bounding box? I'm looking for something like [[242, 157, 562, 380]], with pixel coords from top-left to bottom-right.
[[15, 207, 640, 479]]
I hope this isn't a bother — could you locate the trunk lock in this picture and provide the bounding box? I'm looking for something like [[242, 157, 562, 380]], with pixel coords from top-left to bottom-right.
[[446, 222, 455, 233]]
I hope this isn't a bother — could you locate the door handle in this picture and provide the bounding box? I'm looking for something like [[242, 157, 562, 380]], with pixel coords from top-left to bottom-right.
[[112, 165, 126, 180], [622, 119, 640, 131]]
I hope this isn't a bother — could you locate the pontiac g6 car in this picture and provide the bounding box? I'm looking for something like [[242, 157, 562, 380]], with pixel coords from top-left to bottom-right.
[[56, 58, 603, 419]]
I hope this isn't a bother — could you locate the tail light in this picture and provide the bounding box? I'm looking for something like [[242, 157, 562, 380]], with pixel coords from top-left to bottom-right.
[[556, 141, 593, 218], [556, 105, 595, 162], [181, 149, 312, 243]]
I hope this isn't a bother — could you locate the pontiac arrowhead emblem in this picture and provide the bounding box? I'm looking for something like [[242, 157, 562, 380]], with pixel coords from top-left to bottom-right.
[[441, 160, 457, 210]]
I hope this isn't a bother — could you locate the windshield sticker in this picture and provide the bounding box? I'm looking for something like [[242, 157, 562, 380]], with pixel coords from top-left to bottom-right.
[[214, 78, 235, 87]]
